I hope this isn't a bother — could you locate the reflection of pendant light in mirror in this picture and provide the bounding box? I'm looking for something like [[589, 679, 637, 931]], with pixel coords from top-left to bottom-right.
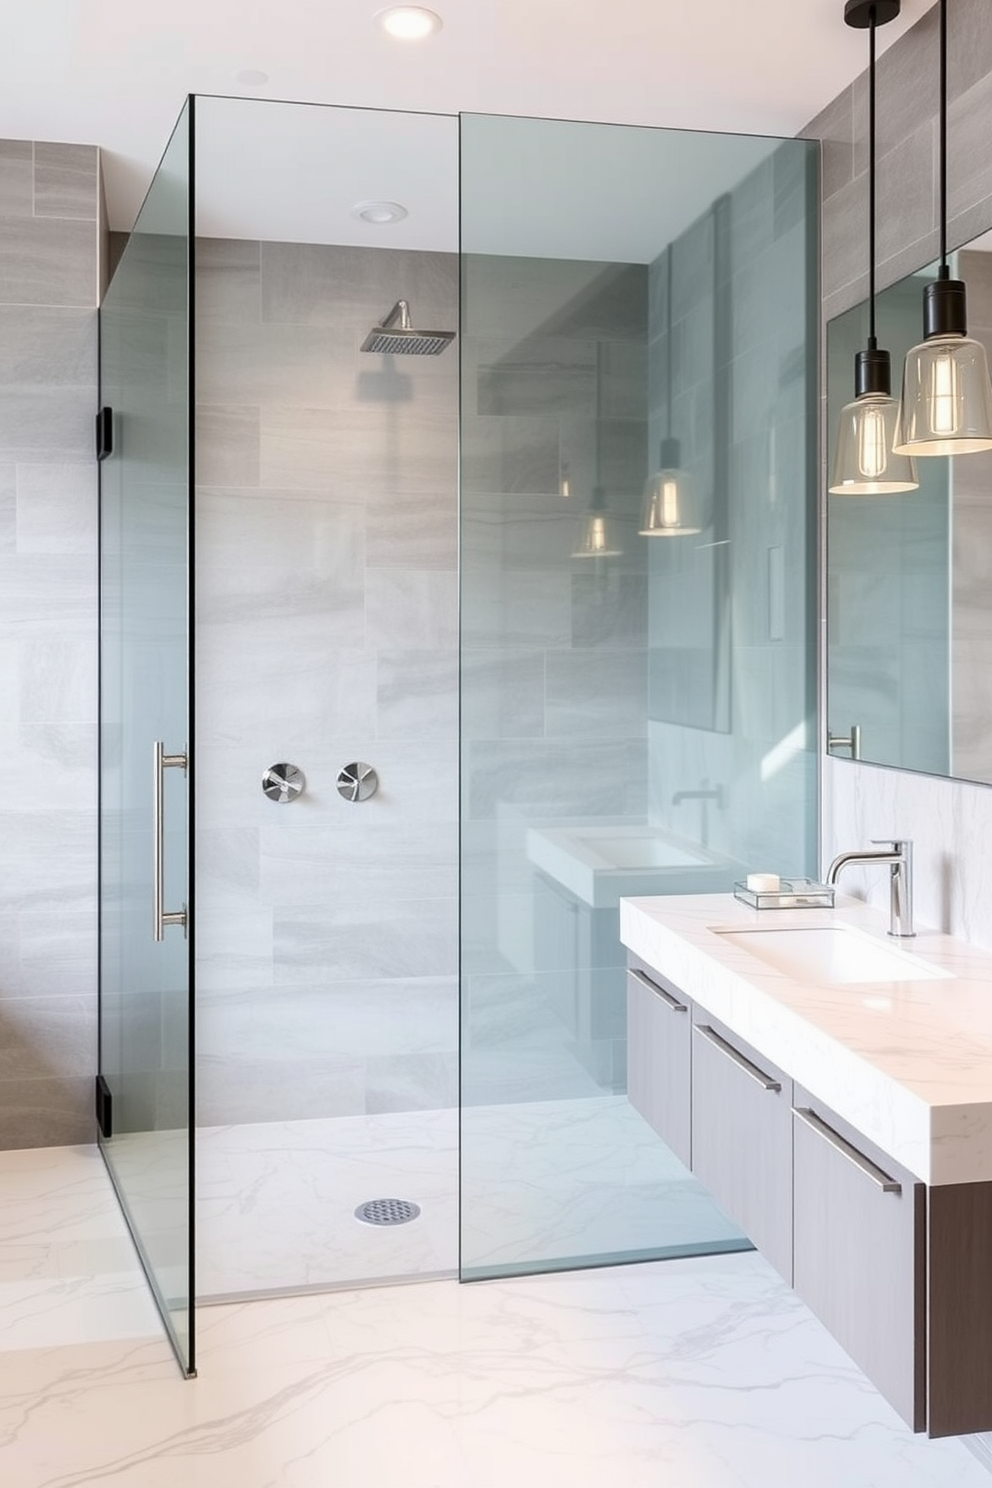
[[830, 0, 918, 495], [572, 343, 623, 558], [640, 244, 700, 534], [894, 0, 992, 457]]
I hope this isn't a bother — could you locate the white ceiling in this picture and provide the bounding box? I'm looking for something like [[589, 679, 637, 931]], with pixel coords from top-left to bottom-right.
[[193, 97, 778, 259], [1, 0, 930, 235]]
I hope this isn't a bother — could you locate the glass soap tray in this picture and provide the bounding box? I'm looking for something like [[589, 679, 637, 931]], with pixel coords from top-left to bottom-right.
[[733, 877, 835, 911]]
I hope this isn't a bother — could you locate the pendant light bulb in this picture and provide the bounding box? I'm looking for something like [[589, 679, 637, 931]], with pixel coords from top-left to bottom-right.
[[572, 485, 622, 559], [640, 438, 701, 534], [895, 0, 992, 456], [831, 0, 918, 495]]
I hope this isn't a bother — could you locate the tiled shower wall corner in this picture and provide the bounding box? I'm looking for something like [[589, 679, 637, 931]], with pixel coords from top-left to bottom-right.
[[194, 240, 460, 1124], [0, 140, 99, 1149], [646, 144, 818, 880], [804, 0, 992, 946]]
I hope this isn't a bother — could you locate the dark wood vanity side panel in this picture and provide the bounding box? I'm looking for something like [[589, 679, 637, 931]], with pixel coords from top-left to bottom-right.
[[928, 1181, 992, 1438]]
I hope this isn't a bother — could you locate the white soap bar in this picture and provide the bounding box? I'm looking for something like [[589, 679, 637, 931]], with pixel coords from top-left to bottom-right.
[[746, 872, 781, 893]]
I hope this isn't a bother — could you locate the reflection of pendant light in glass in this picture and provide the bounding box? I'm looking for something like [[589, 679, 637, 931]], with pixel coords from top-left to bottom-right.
[[573, 343, 623, 558], [830, 0, 918, 495], [640, 244, 700, 535], [894, 0, 992, 457]]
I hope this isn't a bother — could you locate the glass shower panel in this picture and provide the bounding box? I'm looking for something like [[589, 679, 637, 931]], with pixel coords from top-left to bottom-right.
[[459, 114, 818, 1279], [99, 101, 194, 1371]]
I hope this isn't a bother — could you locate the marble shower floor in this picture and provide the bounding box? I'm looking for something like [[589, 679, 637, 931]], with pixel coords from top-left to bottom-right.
[[196, 1097, 743, 1297], [2, 1146, 992, 1487]]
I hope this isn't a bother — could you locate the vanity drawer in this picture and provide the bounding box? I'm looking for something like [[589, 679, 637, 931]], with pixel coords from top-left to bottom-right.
[[626, 960, 692, 1168], [691, 1011, 793, 1282], [792, 1089, 925, 1433]]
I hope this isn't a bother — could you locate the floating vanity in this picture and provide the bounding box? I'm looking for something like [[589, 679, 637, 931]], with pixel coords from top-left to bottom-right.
[[621, 892, 992, 1439]]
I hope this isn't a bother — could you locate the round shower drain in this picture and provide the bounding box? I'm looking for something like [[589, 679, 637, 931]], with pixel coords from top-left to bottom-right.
[[354, 1198, 422, 1227]]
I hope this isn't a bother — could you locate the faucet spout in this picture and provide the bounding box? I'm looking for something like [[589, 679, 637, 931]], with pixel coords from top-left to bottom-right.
[[825, 839, 914, 938]]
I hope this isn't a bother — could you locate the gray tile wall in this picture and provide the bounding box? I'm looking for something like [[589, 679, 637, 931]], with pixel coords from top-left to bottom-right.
[[0, 141, 99, 1149], [195, 240, 459, 1125], [807, 0, 992, 959]]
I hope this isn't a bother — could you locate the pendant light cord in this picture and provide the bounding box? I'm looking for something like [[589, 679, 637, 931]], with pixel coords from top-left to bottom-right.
[[939, 0, 948, 273], [868, 4, 877, 345], [666, 244, 674, 437]]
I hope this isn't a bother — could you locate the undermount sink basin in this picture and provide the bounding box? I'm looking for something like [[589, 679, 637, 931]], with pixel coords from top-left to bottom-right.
[[714, 923, 953, 986]]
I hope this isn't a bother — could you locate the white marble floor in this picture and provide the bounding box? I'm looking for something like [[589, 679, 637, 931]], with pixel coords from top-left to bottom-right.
[[198, 1096, 743, 1296], [2, 1144, 992, 1488]]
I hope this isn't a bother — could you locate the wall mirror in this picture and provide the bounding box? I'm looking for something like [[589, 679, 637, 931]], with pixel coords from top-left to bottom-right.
[[826, 242, 992, 785]]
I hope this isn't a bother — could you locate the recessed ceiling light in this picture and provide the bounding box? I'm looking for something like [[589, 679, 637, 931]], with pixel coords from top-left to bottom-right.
[[376, 7, 442, 40], [351, 200, 409, 225], [234, 69, 269, 87]]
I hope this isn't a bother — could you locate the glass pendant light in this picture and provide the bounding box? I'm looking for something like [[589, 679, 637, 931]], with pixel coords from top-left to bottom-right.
[[830, 0, 918, 495], [640, 245, 701, 534], [894, 0, 992, 456], [573, 343, 623, 558]]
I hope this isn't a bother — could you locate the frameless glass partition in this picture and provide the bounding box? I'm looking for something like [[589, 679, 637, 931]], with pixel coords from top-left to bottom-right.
[[458, 114, 818, 1279], [99, 100, 194, 1372]]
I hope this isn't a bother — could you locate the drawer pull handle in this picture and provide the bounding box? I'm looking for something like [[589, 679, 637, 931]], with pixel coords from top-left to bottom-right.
[[792, 1107, 902, 1194], [628, 968, 687, 1012], [694, 1023, 781, 1091]]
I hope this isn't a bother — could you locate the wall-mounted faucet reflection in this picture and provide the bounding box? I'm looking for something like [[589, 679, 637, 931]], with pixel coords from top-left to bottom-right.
[[671, 779, 725, 849]]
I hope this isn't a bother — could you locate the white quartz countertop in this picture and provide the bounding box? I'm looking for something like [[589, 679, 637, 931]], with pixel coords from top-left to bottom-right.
[[620, 893, 992, 1187]]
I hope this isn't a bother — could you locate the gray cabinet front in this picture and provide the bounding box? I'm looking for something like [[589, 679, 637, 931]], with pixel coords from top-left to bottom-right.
[[792, 1090, 925, 1432], [691, 1012, 793, 1282], [626, 962, 692, 1167]]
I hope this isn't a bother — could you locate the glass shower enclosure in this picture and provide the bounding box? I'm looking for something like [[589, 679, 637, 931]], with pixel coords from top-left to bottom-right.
[[97, 96, 818, 1367]]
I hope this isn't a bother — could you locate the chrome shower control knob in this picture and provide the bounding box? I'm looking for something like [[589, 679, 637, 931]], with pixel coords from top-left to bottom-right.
[[337, 762, 379, 803], [262, 763, 305, 803]]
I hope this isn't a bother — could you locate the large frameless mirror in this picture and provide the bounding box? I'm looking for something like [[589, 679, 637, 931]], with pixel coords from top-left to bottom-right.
[[826, 244, 992, 784]]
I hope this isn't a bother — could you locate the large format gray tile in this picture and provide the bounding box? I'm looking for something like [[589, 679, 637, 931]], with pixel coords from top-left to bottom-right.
[[376, 648, 458, 741], [195, 644, 377, 752], [33, 143, 98, 221], [365, 569, 457, 650], [260, 404, 456, 494], [0, 215, 95, 306], [0, 1075, 92, 1150], [14, 909, 96, 998], [460, 649, 545, 740], [273, 899, 457, 984], [196, 1056, 366, 1126], [15, 460, 96, 554], [259, 822, 458, 907], [194, 407, 260, 487], [545, 649, 647, 737], [18, 636, 96, 722], [0, 307, 96, 460], [466, 738, 647, 820], [261, 241, 457, 329], [195, 236, 261, 322], [0, 142, 32, 218], [366, 488, 456, 570], [0, 996, 95, 1081], [0, 464, 16, 553]]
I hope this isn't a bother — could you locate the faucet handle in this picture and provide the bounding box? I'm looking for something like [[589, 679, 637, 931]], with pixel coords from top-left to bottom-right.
[[870, 837, 911, 855]]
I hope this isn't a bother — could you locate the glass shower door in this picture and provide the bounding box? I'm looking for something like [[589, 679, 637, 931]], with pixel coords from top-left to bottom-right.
[[458, 112, 818, 1280], [98, 101, 195, 1372]]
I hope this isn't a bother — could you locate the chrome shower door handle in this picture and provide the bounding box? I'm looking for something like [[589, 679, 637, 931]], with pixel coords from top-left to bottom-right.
[[153, 740, 188, 941]]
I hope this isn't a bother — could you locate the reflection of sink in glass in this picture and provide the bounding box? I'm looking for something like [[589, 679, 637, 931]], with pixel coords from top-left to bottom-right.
[[714, 924, 952, 985], [526, 824, 737, 908], [573, 836, 709, 871]]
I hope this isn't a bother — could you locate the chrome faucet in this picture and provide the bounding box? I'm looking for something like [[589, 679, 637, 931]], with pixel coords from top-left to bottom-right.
[[825, 838, 914, 938]]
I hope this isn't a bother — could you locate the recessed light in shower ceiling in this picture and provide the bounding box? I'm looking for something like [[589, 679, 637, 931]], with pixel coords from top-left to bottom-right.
[[376, 6, 443, 40], [234, 69, 270, 87], [351, 200, 409, 225]]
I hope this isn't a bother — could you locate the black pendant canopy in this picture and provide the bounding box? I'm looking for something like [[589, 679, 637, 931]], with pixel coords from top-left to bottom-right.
[[844, 0, 900, 26]]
